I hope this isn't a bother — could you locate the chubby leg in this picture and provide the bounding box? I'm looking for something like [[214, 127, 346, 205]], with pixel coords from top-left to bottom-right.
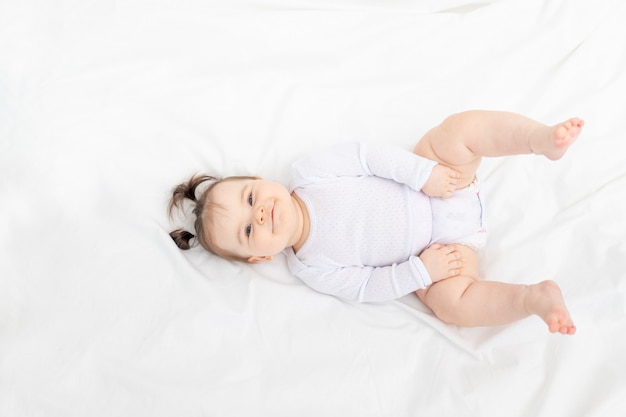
[[416, 245, 576, 334], [413, 110, 584, 188]]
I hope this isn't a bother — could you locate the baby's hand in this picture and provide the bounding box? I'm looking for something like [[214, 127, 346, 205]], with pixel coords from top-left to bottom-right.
[[419, 244, 462, 283], [422, 164, 461, 198]]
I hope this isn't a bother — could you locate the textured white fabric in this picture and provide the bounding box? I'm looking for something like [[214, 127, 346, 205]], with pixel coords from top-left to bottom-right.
[[286, 142, 437, 302], [3, 1, 626, 416]]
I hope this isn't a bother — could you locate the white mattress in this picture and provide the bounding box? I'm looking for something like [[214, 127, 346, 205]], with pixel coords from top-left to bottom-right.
[[1, 0, 625, 416]]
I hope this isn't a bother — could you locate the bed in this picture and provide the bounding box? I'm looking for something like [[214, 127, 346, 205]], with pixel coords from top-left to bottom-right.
[[1, 0, 625, 416]]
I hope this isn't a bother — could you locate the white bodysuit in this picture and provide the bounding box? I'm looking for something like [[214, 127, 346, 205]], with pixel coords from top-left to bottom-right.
[[285, 142, 485, 303]]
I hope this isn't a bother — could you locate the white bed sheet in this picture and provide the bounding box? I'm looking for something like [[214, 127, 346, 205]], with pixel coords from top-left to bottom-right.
[[1, 0, 625, 416]]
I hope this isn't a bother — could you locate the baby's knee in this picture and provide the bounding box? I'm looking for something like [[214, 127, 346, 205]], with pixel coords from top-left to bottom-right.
[[430, 299, 465, 325], [421, 276, 477, 325]]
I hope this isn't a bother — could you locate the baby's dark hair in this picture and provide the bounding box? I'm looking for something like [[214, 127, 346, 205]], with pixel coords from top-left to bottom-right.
[[167, 174, 257, 260]]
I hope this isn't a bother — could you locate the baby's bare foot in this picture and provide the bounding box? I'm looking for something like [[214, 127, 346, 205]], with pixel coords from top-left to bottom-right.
[[525, 280, 576, 335], [530, 117, 584, 160]]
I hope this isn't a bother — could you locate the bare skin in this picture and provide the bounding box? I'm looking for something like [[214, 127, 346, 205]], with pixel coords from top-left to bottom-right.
[[414, 111, 582, 335]]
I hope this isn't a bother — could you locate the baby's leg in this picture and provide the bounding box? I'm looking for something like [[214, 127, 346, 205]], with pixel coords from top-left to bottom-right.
[[416, 245, 576, 334], [413, 110, 584, 188]]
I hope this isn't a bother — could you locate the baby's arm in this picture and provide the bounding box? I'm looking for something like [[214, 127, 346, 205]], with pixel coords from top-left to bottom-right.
[[291, 246, 462, 303], [421, 164, 461, 198], [290, 142, 439, 192], [418, 244, 462, 282], [294, 257, 438, 303]]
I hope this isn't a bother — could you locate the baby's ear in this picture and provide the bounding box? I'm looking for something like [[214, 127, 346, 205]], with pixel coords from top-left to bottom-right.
[[247, 255, 274, 264]]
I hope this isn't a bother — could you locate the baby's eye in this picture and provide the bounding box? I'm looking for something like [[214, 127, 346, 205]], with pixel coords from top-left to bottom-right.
[[245, 225, 252, 237], [248, 193, 253, 206]]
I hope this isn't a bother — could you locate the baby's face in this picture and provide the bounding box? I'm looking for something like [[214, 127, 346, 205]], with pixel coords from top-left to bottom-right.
[[207, 178, 303, 262]]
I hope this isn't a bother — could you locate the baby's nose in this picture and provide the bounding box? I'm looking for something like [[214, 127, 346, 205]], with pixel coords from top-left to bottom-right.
[[256, 205, 266, 225]]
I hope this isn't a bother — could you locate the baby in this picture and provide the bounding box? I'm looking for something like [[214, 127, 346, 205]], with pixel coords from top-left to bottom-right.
[[169, 110, 583, 335]]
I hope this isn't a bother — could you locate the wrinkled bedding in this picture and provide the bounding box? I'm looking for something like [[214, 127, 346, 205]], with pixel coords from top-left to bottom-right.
[[1, 0, 625, 416]]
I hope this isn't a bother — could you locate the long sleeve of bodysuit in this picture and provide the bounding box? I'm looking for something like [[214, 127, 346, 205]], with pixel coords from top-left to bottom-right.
[[289, 142, 437, 192], [288, 254, 434, 302]]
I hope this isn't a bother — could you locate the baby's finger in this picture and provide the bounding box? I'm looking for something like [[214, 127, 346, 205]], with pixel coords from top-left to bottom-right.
[[444, 244, 459, 255], [448, 264, 462, 276], [449, 260, 463, 269]]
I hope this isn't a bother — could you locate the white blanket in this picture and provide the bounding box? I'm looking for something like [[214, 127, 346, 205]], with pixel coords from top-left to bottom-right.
[[1, 0, 625, 416]]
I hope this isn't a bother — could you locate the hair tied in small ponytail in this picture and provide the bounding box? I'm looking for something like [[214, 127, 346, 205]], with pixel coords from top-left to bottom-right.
[[170, 228, 195, 250], [168, 174, 222, 251], [184, 187, 197, 202], [168, 175, 219, 216]]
